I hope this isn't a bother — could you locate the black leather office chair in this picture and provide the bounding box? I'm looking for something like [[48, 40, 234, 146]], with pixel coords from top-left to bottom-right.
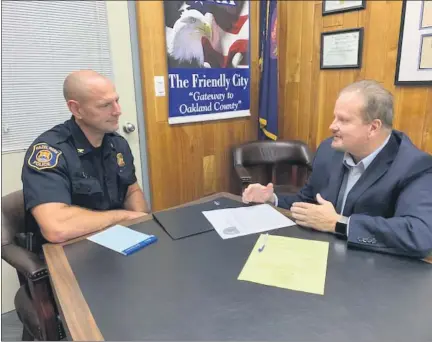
[[1, 190, 65, 341], [232, 140, 314, 195]]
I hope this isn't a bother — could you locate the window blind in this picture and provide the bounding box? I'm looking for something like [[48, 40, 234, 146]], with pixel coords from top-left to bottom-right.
[[2, 1, 113, 152]]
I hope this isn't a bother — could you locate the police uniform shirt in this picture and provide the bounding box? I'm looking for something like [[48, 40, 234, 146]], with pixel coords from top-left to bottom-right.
[[22, 117, 137, 247]]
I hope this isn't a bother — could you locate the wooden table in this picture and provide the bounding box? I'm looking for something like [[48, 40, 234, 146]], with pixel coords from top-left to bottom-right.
[[43, 193, 258, 340], [44, 192, 432, 341]]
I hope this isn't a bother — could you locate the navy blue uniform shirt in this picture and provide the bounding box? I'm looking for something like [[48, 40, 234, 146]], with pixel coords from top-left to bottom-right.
[[22, 117, 137, 250]]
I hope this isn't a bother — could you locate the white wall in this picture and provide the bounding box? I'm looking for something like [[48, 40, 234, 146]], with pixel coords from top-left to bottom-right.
[[2, 152, 26, 313], [1, 1, 140, 313], [106, 0, 143, 190]]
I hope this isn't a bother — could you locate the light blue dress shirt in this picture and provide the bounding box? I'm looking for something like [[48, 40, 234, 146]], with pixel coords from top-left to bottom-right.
[[337, 134, 391, 234], [339, 134, 391, 214]]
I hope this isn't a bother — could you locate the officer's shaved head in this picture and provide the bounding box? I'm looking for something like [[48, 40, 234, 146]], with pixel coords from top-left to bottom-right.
[[64, 70, 121, 135], [63, 70, 112, 102]]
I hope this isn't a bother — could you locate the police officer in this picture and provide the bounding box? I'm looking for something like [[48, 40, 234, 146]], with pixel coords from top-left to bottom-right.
[[22, 70, 148, 251]]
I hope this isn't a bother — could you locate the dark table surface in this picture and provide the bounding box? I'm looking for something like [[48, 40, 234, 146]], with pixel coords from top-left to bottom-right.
[[65, 219, 432, 341]]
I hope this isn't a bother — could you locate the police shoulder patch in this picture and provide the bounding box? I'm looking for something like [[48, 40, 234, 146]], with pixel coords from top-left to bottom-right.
[[28, 143, 62, 171]]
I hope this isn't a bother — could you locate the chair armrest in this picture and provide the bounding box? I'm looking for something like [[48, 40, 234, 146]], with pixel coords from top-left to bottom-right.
[[234, 165, 252, 183], [2, 244, 48, 281]]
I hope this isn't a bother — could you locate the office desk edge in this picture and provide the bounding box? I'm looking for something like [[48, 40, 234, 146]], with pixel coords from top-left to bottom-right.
[[43, 243, 104, 341]]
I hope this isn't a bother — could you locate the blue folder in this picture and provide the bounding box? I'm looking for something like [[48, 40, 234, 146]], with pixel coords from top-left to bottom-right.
[[87, 225, 157, 256]]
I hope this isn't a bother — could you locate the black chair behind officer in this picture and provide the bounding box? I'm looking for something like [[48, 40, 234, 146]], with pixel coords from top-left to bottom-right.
[[1, 190, 65, 341], [233, 140, 314, 195]]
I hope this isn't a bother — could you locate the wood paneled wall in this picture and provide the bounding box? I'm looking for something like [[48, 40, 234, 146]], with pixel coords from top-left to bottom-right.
[[136, 1, 259, 210], [278, 0, 432, 153]]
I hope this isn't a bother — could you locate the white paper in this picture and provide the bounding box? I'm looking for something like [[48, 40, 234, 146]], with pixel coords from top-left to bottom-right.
[[154, 76, 166, 96], [202, 204, 296, 239]]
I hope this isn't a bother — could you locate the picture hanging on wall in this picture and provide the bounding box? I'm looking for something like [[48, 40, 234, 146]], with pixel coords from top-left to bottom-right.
[[322, 0, 366, 16], [163, 0, 251, 124], [320, 28, 364, 69], [395, 0, 432, 86], [421, 0, 432, 28]]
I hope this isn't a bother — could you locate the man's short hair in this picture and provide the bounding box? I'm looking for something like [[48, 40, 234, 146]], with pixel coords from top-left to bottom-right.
[[339, 80, 394, 128]]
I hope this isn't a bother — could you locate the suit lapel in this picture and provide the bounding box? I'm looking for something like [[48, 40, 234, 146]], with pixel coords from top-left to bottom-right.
[[342, 134, 399, 215], [325, 151, 345, 206]]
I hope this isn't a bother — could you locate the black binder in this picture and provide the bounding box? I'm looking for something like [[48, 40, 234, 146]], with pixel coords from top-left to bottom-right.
[[153, 197, 247, 240]]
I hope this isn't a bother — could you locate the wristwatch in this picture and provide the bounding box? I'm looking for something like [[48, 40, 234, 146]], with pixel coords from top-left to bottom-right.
[[335, 215, 349, 238]]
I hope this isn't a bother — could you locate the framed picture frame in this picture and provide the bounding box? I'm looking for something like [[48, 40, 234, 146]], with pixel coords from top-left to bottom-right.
[[420, 0, 432, 29], [322, 0, 366, 16], [395, 0, 432, 86], [419, 33, 432, 70], [320, 28, 364, 70]]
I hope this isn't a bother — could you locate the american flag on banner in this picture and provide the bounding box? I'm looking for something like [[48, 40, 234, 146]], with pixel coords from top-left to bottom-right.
[[164, 0, 249, 69]]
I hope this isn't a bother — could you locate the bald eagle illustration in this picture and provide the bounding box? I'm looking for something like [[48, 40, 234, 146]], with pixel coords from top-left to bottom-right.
[[166, 9, 212, 68]]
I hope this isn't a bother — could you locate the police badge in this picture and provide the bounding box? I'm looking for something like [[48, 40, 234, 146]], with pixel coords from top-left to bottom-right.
[[116, 153, 125, 167]]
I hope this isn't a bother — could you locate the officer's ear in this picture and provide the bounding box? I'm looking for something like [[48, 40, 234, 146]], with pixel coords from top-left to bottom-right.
[[67, 100, 83, 119]]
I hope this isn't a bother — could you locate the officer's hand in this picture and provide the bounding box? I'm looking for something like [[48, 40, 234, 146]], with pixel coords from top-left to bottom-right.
[[126, 211, 148, 220], [242, 183, 275, 204]]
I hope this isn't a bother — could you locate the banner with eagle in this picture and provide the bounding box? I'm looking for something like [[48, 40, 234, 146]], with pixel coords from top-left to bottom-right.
[[164, 0, 251, 124]]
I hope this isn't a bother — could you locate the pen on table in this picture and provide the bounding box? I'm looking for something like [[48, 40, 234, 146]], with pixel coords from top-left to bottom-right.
[[258, 233, 269, 252]]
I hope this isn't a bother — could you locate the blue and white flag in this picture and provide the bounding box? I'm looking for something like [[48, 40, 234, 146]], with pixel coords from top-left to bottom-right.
[[164, 0, 251, 124], [258, 0, 278, 140]]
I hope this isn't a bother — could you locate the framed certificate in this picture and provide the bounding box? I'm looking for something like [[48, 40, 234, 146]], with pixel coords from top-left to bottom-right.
[[419, 34, 432, 69], [421, 0, 432, 29], [320, 28, 364, 69], [395, 0, 432, 85], [322, 0, 366, 16]]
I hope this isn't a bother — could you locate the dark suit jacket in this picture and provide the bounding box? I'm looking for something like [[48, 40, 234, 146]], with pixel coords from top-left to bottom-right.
[[278, 131, 432, 258]]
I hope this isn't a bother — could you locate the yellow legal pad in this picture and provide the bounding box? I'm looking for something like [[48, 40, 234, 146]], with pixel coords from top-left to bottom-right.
[[238, 234, 329, 295]]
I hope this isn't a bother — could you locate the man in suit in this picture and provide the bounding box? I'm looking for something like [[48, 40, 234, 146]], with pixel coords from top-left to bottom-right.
[[243, 80, 432, 258]]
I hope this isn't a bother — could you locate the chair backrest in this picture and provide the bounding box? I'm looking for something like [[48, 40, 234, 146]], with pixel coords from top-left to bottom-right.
[[232, 140, 314, 192], [233, 140, 313, 168], [1, 190, 25, 247]]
